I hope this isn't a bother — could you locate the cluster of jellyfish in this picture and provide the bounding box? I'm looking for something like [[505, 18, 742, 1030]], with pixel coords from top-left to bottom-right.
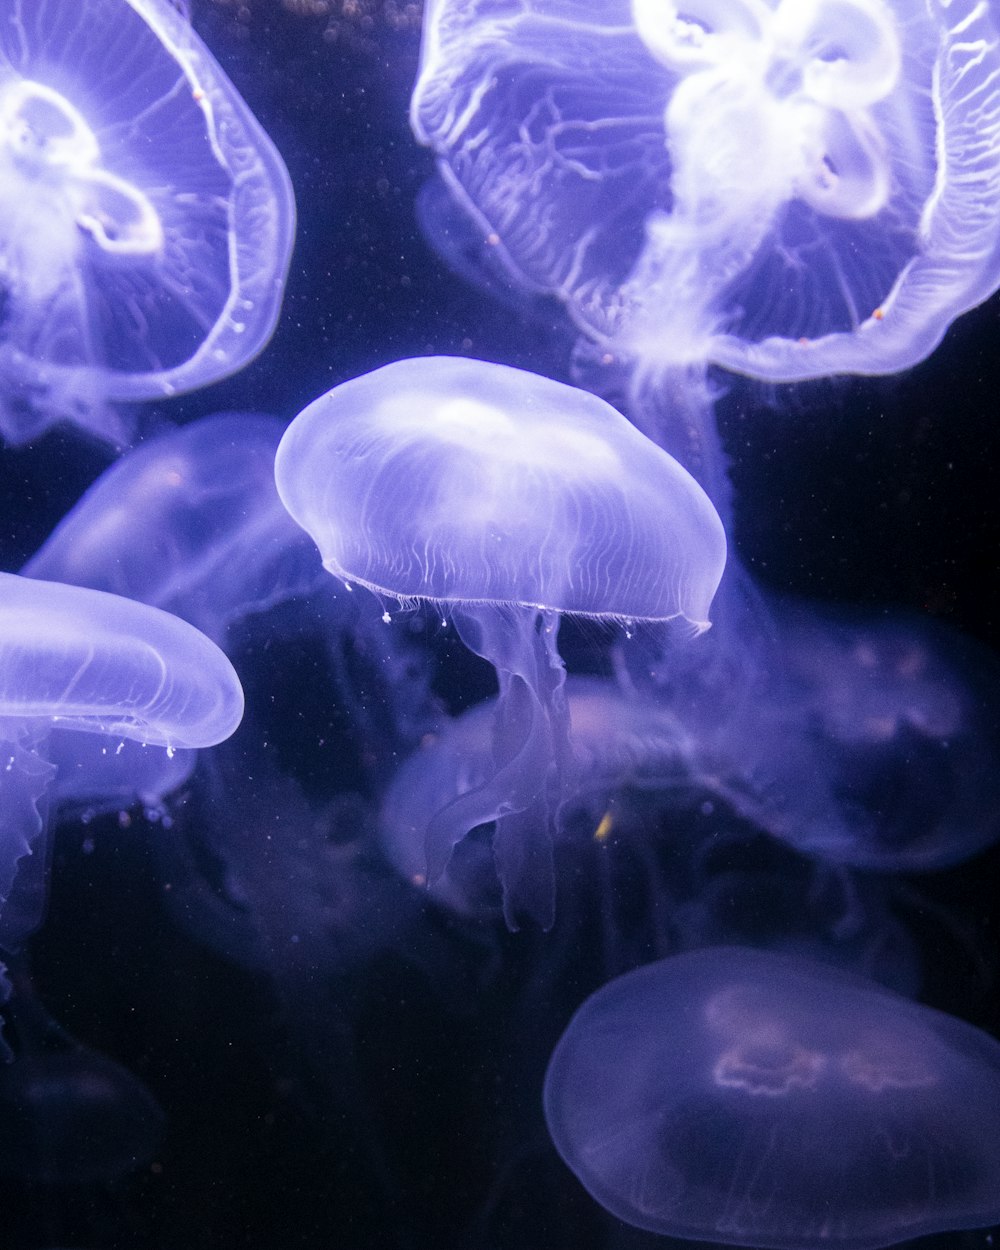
[[0, 0, 1000, 1246]]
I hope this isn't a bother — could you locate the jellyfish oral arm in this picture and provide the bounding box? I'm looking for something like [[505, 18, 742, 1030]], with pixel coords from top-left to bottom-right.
[[424, 605, 571, 931]]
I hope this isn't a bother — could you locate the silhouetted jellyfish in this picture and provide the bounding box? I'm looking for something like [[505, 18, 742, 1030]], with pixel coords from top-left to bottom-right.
[[0, 0, 295, 444], [276, 356, 725, 927], [703, 601, 1000, 871], [544, 947, 1000, 1249], [0, 570, 244, 965], [0, 958, 164, 1185], [412, 0, 1000, 509]]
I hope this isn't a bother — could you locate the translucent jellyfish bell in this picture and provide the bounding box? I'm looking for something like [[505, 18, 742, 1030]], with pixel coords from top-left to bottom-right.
[[544, 947, 1000, 1249], [24, 413, 325, 642], [0, 571, 245, 952], [705, 601, 1000, 871], [0, 0, 295, 444], [276, 356, 725, 927], [413, 0, 1000, 383]]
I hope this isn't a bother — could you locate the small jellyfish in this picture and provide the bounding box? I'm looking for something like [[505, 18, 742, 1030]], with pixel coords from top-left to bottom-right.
[[412, 0, 1000, 511], [0, 570, 244, 958], [544, 947, 1000, 1248], [0, 0, 295, 444], [276, 356, 725, 927]]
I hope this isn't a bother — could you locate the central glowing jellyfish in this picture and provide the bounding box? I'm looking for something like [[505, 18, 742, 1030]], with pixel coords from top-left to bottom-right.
[[275, 356, 725, 927]]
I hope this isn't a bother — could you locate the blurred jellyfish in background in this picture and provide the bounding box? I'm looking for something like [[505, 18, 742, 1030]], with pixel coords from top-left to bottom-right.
[[0, 954, 164, 1186], [22, 413, 322, 816], [0, 570, 244, 992], [21, 411, 442, 816], [698, 599, 1000, 872], [0, 0, 295, 445], [412, 0, 1000, 510], [276, 355, 726, 927], [380, 675, 698, 924], [544, 947, 1000, 1249], [23, 414, 324, 643], [381, 674, 927, 993]]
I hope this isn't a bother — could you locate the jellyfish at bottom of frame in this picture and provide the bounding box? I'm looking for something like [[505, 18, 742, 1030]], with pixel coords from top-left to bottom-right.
[[0, 570, 244, 961], [706, 600, 1000, 872], [276, 355, 726, 929], [0, 0, 295, 444], [543, 946, 1000, 1250]]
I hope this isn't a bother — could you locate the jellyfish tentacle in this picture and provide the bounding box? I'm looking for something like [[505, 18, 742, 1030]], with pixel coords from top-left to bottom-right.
[[0, 735, 55, 954]]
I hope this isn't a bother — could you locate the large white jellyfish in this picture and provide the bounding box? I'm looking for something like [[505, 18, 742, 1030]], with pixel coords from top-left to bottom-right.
[[412, 0, 1000, 501], [276, 356, 725, 927], [0, 0, 296, 443]]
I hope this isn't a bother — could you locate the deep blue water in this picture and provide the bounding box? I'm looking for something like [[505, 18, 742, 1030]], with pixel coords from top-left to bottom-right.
[[1, 3, 999, 1249]]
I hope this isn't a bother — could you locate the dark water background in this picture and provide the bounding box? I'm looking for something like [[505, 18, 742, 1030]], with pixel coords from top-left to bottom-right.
[[0, 2, 999, 1247]]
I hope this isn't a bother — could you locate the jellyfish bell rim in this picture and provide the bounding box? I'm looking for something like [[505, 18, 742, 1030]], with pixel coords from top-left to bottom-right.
[[0, 572, 244, 750], [319, 565, 715, 636]]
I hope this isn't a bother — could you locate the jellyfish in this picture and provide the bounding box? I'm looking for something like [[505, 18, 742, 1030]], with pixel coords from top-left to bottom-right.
[[412, 0, 1000, 502], [0, 0, 295, 444], [544, 947, 1000, 1248], [0, 570, 244, 969], [380, 675, 701, 934], [701, 599, 1000, 872], [276, 355, 726, 927], [0, 955, 164, 1185], [23, 413, 325, 643]]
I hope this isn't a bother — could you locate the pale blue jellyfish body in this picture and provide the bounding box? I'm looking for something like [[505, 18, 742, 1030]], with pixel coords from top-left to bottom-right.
[[276, 356, 725, 927], [413, 0, 1000, 385], [24, 414, 325, 641], [0, 0, 296, 443], [0, 571, 244, 952], [544, 947, 1000, 1249], [22, 413, 323, 813]]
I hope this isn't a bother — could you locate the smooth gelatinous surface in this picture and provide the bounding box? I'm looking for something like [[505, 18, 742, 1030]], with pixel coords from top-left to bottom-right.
[[25, 414, 324, 640], [544, 947, 1000, 1248], [0, 0, 295, 442], [275, 356, 725, 627], [277, 356, 725, 927], [413, 0, 1000, 381], [0, 571, 244, 748]]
